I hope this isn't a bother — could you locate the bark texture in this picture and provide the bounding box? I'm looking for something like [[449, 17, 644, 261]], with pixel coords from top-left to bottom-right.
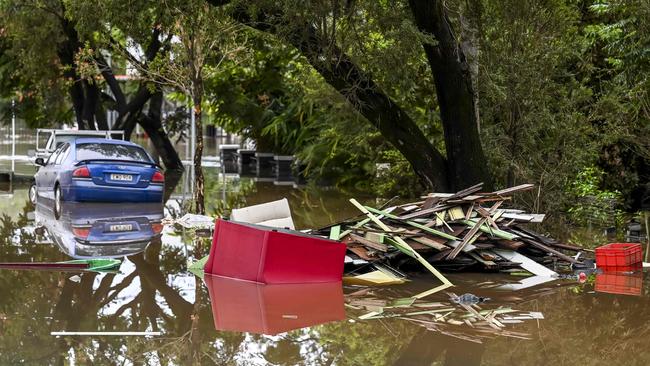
[[139, 91, 184, 171], [408, 0, 492, 190], [192, 93, 205, 214]]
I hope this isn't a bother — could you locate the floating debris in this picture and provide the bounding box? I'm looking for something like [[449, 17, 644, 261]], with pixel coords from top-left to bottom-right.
[[450, 293, 490, 305], [68, 275, 81, 283]]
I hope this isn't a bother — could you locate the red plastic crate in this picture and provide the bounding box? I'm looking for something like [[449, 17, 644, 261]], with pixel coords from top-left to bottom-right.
[[204, 219, 346, 284], [204, 274, 345, 335], [595, 243, 642, 268], [595, 269, 643, 296]]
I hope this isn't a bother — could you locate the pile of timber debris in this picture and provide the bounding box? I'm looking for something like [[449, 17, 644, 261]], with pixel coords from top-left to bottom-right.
[[313, 183, 588, 284]]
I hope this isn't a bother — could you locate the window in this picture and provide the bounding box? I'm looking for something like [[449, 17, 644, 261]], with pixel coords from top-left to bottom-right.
[[55, 144, 70, 165], [76, 143, 151, 162], [46, 145, 64, 165]]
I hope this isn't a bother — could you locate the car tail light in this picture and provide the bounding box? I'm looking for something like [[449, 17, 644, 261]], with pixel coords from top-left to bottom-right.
[[72, 227, 91, 239], [72, 166, 91, 178], [152, 170, 164, 184], [152, 223, 164, 234]]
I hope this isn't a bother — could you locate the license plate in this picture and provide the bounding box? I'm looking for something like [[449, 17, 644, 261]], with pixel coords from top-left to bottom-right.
[[110, 173, 133, 181], [109, 224, 133, 232]]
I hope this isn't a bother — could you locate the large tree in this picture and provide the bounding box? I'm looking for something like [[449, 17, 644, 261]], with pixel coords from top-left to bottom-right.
[[207, 0, 492, 191], [1, 0, 184, 171]]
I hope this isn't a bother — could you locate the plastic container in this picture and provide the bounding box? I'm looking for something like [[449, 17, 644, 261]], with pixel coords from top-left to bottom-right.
[[204, 219, 346, 284], [595, 243, 642, 268]]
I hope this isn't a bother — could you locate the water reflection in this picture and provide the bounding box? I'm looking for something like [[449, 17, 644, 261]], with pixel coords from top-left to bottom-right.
[[595, 268, 644, 296], [205, 275, 345, 335], [0, 172, 649, 365], [34, 200, 164, 259]]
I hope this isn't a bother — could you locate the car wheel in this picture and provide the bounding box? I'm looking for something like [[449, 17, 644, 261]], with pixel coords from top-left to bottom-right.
[[54, 185, 62, 220], [29, 184, 37, 205]]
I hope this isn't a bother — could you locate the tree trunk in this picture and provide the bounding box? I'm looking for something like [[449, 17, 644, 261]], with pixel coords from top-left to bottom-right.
[[192, 89, 205, 215], [81, 80, 99, 130], [56, 17, 87, 129], [139, 91, 184, 171], [68, 80, 87, 129], [460, 0, 483, 132], [506, 94, 521, 187], [409, 0, 492, 191], [95, 101, 109, 130], [311, 47, 450, 191]]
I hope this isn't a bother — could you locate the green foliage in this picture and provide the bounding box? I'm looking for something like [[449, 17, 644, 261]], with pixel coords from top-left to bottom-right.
[[567, 166, 625, 226], [204, 33, 386, 186], [372, 150, 425, 197], [1, 0, 649, 209], [479, 0, 594, 212], [477, 0, 648, 214], [0, 3, 72, 127]]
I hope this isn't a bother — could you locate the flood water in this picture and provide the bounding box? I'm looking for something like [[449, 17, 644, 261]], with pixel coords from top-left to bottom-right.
[[0, 168, 649, 365]]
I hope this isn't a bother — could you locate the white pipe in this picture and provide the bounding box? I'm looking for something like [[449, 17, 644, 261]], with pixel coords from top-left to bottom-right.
[[11, 99, 15, 172], [190, 101, 196, 163], [51, 331, 161, 336], [190, 99, 196, 188], [185, 106, 190, 161]]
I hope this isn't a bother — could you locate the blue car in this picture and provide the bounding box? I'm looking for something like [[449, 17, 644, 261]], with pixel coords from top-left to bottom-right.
[[34, 138, 164, 217]]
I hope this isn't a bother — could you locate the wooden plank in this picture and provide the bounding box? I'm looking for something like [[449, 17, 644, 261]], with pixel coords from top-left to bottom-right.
[[446, 239, 478, 253], [428, 249, 452, 262], [475, 206, 499, 230], [472, 242, 496, 250], [349, 233, 389, 252], [398, 204, 452, 220], [364, 206, 459, 241], [448, 206, 465, 220], [490, 184, 535, 197], [350, 199, 453, 288], [501, 213, 546, 222], [512, 225, 593, 253], [495, 239, 526, 250], [421, 196, 440, 210], [435, 212, 454, 231], [412, 236, 449, 251], [405, 240, 436, 252], [446, 216, 488, 260], [348, 246, 374, 261], [463, 219, 518, 240], [465, 202, 475, 220], [338, 218, 371, 239], [468, 252, 496, 268], [329, 225, 341, 240], [520, 238, 579, 264], [492, 249, 558, 277], [364, 231, 385, 244], [445, 182, 484, 201]]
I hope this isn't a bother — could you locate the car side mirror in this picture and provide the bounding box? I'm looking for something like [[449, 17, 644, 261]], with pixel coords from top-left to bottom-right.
[[35, 157, 46, 166]]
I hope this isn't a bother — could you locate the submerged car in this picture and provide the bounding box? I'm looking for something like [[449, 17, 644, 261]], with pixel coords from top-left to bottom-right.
[[34, 138, 164, 216]]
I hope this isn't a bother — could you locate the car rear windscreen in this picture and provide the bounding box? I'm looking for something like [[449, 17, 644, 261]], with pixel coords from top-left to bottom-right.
[[76, 143, 151, 162]]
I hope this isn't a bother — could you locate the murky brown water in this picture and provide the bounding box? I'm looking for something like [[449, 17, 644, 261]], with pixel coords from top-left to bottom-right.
[[0, 171, 648, 365]]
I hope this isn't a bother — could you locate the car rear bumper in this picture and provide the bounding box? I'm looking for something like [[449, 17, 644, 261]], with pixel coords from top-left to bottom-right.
[[63, 180, 164, 202]]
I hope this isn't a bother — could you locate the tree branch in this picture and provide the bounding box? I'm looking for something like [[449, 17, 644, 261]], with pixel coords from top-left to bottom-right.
[[94, 52, 127, 112], [225, 4, 450, 190]]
